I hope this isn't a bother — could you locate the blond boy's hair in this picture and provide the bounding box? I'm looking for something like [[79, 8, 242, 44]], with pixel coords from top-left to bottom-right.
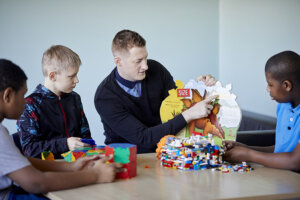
[[42, 45, 81, 76]]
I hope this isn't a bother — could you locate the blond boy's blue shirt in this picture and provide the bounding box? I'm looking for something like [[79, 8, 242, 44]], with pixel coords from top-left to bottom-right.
[[274, 103, 300, 153]]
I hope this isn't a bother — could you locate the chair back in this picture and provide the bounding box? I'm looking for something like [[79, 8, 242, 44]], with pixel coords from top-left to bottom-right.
[[11, 132, 24, 154]]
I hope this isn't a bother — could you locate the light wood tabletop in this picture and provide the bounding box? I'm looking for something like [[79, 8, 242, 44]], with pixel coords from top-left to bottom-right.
[[46, 153, 300, 200]]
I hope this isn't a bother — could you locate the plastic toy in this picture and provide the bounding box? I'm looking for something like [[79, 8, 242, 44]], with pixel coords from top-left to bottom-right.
[[156, 134, 224, 170], [105, 143, 137, 179], [41, 151, 55, 161], [80, 138, 96, 146], [61, 146, 105, 162]]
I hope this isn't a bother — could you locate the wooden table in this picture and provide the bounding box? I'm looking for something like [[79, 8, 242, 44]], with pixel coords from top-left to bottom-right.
[[46, 153, 300, 200]]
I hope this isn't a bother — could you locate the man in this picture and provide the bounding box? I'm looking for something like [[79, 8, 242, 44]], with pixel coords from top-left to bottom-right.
[[95, 29, 217, 153]]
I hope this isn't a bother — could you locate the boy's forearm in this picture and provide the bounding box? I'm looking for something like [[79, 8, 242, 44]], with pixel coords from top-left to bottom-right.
[[248, 149, 300, 171], [28, 157, 72, 172], [248, 145, 275, 153], [11, 166, 98, 194], [39, 170, 97, 192]]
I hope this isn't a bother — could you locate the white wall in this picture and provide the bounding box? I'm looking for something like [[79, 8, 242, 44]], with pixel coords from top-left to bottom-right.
[[219, 0, 300, 117], [0, 0, 219, 144]]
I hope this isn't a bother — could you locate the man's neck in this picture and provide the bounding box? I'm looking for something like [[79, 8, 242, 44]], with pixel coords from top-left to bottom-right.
[[115, 68, 137, 89]]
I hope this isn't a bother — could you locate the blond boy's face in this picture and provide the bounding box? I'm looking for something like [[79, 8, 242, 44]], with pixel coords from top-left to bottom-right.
[[53, 66, 79, 95]]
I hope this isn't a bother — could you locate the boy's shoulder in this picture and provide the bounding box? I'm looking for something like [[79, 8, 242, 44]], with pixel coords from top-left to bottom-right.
[[25, 85, 47, 106], [69, 91, 82, 102], [277, 102, 300, 118]]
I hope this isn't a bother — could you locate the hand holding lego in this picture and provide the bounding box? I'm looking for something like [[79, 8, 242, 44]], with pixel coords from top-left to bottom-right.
[[92, 155, 123, 183], [67, 137, 90, 151], [197, 74, 217, 86], [223, 146, 250, 163], [70, 155, 101, 171], [182, 95, 218, 123]]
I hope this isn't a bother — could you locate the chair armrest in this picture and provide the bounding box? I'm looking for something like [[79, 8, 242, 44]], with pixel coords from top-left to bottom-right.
[[236, 130, 275, 146]]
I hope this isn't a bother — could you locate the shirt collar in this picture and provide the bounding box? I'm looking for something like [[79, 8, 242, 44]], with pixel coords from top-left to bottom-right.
[[114, 68, 139, 89], [286, 102, 300, 115]]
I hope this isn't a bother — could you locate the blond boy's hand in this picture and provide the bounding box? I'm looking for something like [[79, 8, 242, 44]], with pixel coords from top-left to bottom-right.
[[67, 137, 90, 151], [197, 74, 217, 86], [92, 156, 123, 183]]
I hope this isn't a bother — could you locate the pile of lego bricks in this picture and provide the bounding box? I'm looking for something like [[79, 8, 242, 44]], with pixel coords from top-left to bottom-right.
[[212, 162, 254, 173], [159, 134, 224, 170], [61, 145, 106, 162], [60, 143, 137, 179]]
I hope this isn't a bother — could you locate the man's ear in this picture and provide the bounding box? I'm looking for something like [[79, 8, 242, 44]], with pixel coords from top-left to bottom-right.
[[282, 80, 292, 92], [48, 71, 57, 81], [2, 87, 14, 103], [114, 56, 121, 67]]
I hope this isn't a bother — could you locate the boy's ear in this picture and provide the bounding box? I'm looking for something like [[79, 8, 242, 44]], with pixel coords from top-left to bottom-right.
[[2, 87, 14, 103], [282, 80, 292, 92], [48, 71, 57, 81]]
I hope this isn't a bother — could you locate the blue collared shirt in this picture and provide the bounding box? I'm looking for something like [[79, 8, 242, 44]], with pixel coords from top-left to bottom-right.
[[115, 69, 142, 97], [274, 102, 300, 153]]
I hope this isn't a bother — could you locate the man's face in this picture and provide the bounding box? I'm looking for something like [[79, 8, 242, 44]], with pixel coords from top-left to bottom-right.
[[54, 66, 79, 95], [117, 46, 148, 82], [265, 72, 289, 103]]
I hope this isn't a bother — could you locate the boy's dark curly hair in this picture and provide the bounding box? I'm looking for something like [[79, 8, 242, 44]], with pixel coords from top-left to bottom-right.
[[265, 51, 300, 85], [0, 59, 27, 92]]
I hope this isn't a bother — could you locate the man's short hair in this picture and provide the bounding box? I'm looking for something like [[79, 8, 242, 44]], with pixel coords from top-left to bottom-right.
[[42, 45, 81, 76], [112, 30, 146, 55], [0, 59, 27, 92], [265, 50, 300, 85]]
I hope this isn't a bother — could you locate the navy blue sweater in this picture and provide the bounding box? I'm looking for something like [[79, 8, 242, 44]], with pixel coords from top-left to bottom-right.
[[94, 60, 187, 153]]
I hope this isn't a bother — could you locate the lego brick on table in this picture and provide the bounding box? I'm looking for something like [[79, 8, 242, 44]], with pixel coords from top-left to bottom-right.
[[41, 151, 55, 161], [105, 143, 137, 179], [61, 146, 105, 162]]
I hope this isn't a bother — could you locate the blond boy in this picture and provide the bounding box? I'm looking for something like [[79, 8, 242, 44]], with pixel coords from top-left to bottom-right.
[[17, 45, 92, 158]]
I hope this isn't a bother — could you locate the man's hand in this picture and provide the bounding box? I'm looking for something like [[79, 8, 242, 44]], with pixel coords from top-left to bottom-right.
[[92, 156, 123, 183], [182, 95, 218, 123], [197, 74, 217, 86], [223, 146, 250, 163], [67, 137, 90, 151]]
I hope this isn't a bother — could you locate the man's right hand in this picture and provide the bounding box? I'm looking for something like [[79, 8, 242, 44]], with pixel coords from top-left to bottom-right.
[[92, 156, 123, 183], [182, 95, 218, 123]]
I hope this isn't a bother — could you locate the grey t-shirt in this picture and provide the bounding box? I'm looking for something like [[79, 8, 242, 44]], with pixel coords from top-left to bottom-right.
[[0, 123, 30, 199]]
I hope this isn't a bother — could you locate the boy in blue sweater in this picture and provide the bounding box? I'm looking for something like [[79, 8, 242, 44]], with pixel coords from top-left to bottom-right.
[[224, 51, 300, 171], [0, 59, 121, 200], [17, 45, 92, 158]]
